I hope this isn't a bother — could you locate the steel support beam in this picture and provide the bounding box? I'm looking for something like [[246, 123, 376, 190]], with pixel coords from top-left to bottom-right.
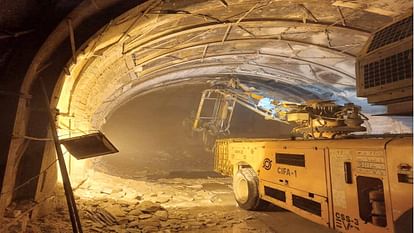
[[123, 18, 370, 54]]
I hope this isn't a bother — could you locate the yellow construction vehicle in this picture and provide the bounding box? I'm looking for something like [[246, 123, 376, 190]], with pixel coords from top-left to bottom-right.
[[192, 13, 413, 233], [214, 136, 412, 233], [192, 78, 413, 232], [193, 78, 412, 233]]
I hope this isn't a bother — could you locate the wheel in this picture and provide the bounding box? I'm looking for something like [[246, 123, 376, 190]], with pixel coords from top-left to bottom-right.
[[233, 167, 268, 210]]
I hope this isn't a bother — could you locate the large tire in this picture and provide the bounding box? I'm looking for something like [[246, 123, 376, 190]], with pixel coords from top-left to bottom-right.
[[233, 167, 268, 210]]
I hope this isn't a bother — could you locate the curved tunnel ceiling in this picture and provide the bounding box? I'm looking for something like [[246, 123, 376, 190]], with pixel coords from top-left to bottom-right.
[[56, 0, 412, 130]]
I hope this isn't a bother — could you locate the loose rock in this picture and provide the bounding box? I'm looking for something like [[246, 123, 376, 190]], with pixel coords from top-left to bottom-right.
[[129, 209, 143, 216], [104, 205, 126, 217], [138, 214, 153, 220], [154, 210, 168, 220], [138, 201, 163, 213]]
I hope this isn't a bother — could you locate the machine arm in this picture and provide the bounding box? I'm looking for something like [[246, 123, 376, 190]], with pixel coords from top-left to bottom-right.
[[192, 79, 367, 139]]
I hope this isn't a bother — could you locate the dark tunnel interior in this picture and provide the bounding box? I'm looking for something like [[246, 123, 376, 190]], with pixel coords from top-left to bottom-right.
[[97, 83, 293, 179], [0, 0, 412, 232]]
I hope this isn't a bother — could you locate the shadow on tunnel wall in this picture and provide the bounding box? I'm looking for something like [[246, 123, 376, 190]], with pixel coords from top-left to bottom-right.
[[94, 84, 293, 180]]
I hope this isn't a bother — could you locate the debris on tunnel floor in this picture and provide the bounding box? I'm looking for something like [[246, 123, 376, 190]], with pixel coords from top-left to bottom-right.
[[0, 1, 412, 233], [3, 171, 275, 233], [74, 171, 236, 208]]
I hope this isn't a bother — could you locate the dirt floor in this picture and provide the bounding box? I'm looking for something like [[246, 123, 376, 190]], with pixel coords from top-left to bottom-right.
[[3, 171, 335, 233], [1, 84, 335, 232]]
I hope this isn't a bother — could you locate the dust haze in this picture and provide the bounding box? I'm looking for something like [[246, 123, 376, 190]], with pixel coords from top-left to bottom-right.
[[95, 84, 292, 179]]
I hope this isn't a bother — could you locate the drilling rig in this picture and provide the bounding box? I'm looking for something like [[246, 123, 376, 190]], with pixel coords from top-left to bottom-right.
[[192, 78, 367, 140], [191, 13, 413, 233]]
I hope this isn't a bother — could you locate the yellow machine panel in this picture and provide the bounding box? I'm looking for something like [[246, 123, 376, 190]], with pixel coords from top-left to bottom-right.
[[257, 141, 330, 226], [214, 139, 275, 176], [260, 142, 327, 197], [214, 136, 413, 233], [327, 139, 392, 233], [385, 137, 413, 233]]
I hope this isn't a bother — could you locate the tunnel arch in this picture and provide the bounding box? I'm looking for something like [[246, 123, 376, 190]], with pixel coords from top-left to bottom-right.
[[2, 0, 412, 218], [55, 0, 380, 132]]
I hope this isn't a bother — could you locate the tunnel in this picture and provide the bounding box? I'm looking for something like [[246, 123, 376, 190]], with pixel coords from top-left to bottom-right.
[[0, 0, 413, 233]]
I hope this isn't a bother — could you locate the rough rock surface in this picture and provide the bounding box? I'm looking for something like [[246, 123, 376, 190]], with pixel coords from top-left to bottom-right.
[[4, 172, 275, 233]]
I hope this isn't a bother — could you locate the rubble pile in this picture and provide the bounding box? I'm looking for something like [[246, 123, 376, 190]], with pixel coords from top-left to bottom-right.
[[78, 199, 265, 233], [4, 172, 274, 233]]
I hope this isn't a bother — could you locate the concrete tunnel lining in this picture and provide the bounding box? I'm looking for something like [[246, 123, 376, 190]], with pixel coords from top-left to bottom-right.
[[55, 0, 388, 133], [54, 0, 411, 186], [1, 0, 413, 224]]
